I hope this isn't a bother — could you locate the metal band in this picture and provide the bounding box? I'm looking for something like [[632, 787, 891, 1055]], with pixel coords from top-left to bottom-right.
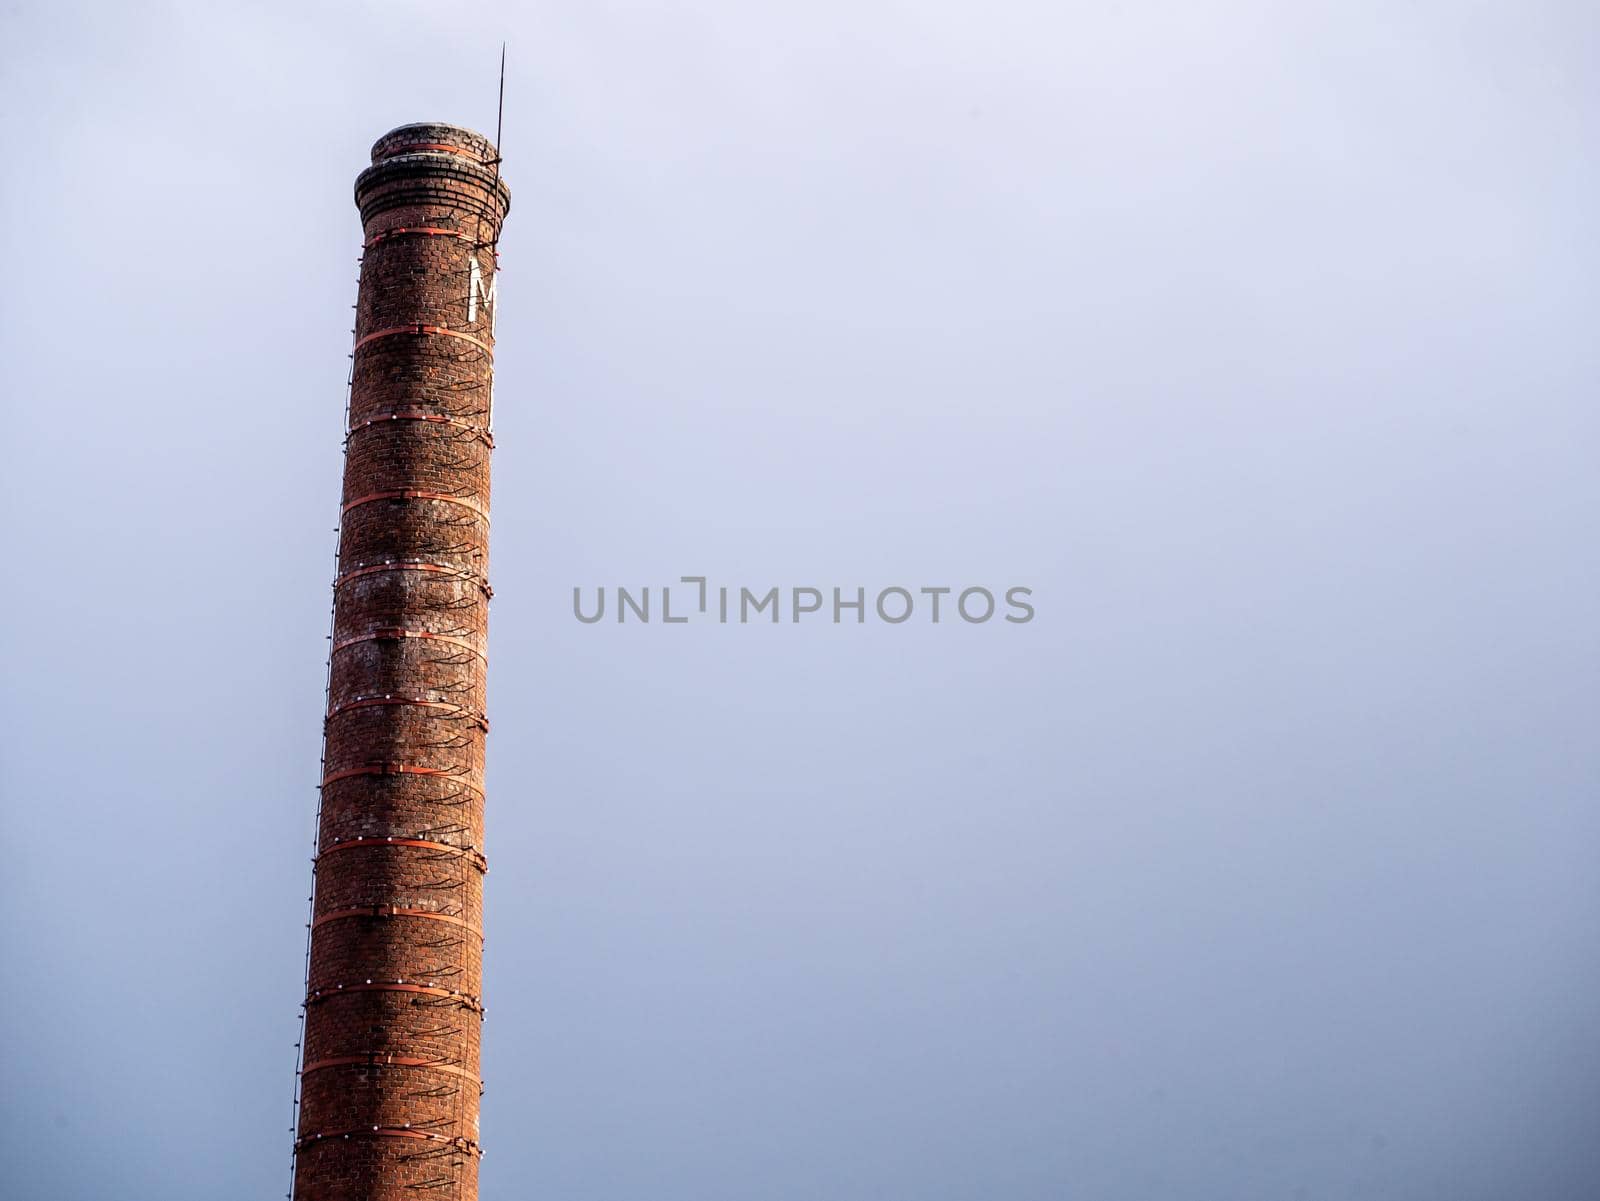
[[305, 982, 484, 1012], [318, 837, 487, 873], [332, 561, 490, 595], [319, 763, 486, 799], [332, 628, 485, 661], [295, 1125, 482, 1155], [365, 225, 474, 248], [354, 324, 492, 357], [346, 409, 492, 443], [311, 906, 482, 940], [326, 697, 487, 730], [342, 489, 488, 521], [384, 142, 487, 162], [300, 1055, 480, 1086]]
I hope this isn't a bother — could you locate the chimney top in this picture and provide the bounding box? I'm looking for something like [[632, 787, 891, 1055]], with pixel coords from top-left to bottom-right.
[[370, 122, 500, 166], [356, 121, 510, 226]]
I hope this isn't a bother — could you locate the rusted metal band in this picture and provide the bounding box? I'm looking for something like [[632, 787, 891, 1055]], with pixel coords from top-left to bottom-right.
[[318, 837, 488, 873], [354, 323, 492, 357], [342, 489, 488, 521], [311, 905, 482, 940], [385, 142, 487, 163], [364, 225, 474, 248], [332, 561, 490, 595], [295, 1125, 482, 1155], [306, 982, 484, 1012], [326, 696, 488, 730], [346, 409, 492, 444], [332, 627, 485, 660], [300, 1054, 482, 1086], [319, 763, 486, 798]]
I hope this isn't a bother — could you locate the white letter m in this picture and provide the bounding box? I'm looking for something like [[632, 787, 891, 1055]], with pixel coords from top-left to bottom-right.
[[468, 255, 497, 331]]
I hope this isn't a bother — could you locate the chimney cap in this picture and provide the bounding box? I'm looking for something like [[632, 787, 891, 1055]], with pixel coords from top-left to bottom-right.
[[370, 122, 500, 166], [356, 121, 510, 226]]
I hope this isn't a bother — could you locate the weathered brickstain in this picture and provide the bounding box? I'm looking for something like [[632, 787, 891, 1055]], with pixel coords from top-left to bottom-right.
[[294, 122, 509, 1201]]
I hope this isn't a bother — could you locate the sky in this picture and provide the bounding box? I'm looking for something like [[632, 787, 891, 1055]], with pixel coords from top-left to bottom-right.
[[1, 1, 1597, 1198]]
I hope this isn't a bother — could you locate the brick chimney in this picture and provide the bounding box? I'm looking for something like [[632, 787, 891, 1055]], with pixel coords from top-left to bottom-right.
[[293, 122, 509, 1201]]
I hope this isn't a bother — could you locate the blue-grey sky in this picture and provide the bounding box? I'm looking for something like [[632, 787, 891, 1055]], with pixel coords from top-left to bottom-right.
[[2, 2, 1597, 1198]]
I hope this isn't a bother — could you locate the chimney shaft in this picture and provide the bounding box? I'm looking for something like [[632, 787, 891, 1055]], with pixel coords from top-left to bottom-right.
[[294, 123, 509, 1201]]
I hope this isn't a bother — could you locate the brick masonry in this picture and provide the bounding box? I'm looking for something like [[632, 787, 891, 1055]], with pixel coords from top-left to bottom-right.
[[294, 123, 509, 1201]]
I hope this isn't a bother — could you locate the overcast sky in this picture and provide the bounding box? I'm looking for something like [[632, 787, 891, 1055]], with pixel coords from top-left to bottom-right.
[[2, 2, 1597, 1198]]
